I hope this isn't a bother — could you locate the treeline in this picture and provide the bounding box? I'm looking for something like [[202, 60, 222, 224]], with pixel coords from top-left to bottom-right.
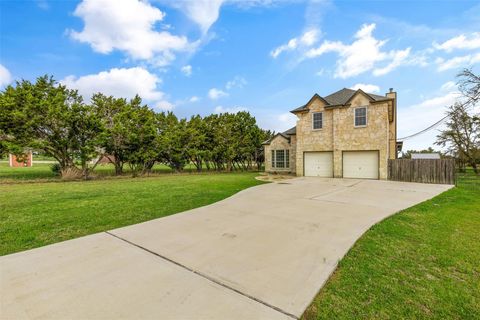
[[0, 76, 273, 178]]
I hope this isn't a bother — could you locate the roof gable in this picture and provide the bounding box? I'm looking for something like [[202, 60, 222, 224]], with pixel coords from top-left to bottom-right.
[[343, 88, 375, 105], [291, 93, 330, 113], [291, 88, 392, 113], [262, 132, 290, 145]]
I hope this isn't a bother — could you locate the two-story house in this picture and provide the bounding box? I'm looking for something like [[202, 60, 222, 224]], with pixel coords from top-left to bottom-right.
[[263, 88, 398, 179]]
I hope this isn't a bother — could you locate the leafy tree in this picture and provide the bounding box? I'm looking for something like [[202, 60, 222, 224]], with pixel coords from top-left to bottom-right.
[[0, 76, 103, 179], [458, 68, 480, 106], [185, 115, 207, 171], [436, 103, 479, 173], [120, 97, 157, 176], [436, 69, 480, 174], [156, 112, 190, 172], [0, 75, 273, 178], [92, 93, 130, 175]]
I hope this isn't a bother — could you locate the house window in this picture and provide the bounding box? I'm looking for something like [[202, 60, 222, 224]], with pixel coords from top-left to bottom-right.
[[271, 149, 289, 168], [354, 107, 367, 127], [312, 112, 323, 129], [276, 150, 285, 168]]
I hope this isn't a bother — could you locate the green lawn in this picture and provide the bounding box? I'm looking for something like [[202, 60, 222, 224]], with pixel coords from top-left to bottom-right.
[[0, 172, 265, 256], [0, 162, 217, 182], [0, 162, 58, 181], [303, 171, 480, 320]]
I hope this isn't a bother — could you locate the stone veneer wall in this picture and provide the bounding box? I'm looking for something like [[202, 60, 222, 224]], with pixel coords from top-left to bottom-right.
[[295, 93, 395, 179], [386, 91, 397, 159], [295, 98, 333, 176], [264, 134, 296, 173], [332, 94, 390, 179]]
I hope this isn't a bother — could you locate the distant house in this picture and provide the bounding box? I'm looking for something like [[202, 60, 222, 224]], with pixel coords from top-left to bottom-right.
[[263, 88, 399, 180], [411, 153, 441, 159], [9, 152, 33, 167]]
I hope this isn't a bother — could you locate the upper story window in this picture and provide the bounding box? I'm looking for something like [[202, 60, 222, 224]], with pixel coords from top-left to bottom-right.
[[312, 112, 323, 130], [354, 107, 367, 127]]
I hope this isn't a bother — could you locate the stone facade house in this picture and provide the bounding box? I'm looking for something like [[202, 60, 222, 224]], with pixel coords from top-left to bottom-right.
[[263, 88, 398, 179]]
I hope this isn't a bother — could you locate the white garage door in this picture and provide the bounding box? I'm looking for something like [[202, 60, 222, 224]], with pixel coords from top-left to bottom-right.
[[343, 151, 379, 179], [304, 152, 333, 177]]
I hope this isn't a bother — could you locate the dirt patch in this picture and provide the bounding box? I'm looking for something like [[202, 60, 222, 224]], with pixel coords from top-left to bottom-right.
[[255, 173, 296, 182]]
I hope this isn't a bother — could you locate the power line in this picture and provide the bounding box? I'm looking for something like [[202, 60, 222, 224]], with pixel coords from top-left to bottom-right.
[[397, 115, 448, 141], [397, 101, 478, 141]]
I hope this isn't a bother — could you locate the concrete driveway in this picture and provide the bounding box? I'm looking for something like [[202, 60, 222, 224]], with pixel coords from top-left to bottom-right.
[[1, 178, 452, 319]]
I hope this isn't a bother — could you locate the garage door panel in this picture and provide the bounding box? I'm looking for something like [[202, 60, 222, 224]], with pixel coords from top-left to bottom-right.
[[304, 152, 333, 177], [343, 151, 379, 179]]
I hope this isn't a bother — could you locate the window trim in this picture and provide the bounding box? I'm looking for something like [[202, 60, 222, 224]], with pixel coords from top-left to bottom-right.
[[271, 149, 290, 169], [312, 111, 323, 130], [285, 149, 290, 169], [354, 106, 368, 128], [276, 150, 285, 168]]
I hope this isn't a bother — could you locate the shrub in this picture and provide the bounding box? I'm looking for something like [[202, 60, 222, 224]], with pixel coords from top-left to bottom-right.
[[50, 163, 61, 176]]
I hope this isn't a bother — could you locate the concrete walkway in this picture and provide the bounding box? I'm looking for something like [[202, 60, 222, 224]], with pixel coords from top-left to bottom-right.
[[1, 178, 452, 319]]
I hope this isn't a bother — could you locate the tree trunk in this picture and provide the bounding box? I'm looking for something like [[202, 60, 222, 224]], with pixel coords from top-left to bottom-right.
[[60, 165, 83, 180], [114, 162, 123, 175], [472, 162, 478, 174]]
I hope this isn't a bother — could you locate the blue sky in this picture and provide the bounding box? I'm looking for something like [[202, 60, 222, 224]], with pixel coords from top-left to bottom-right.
[[1, 0, 479, 150]]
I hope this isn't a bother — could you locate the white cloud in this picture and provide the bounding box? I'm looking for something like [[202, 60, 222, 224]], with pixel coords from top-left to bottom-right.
[[181, 0, 224, 34], [271, 38, 298, 58], [270, 28, 320, 58], [398, 86, 461, 150], [69, 0, 191, 65], [433, 33, 480, 52], [440, 81, 456, 91], [435, 52, 480, 71], [214, 105, 246, 114], [208, 76, 246, 100], [163, 0, 280, 34], [155, 100, 174, 111], [61, 67, 173, 110], [0, 64, 12, 87], [350, 83, 380, 93], [181, 65, 192, 76], [373, 48, 411, 76], [278, 112, 297, 128], [315, 69, 325, 76], [305, 23, 412, 78], [189, 96, 200, 102], [34, 0, 49, 10], [208, 88, 228, 100], [225, 76, 247, 89], [162, 0, 224, 34]]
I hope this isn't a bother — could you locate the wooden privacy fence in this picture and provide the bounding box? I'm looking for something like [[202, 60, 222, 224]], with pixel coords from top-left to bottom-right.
[[388, 159, 456, 185]]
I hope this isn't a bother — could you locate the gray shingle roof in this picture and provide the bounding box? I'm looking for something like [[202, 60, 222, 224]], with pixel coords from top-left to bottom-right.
[[323, 88, 357, 105], [290, 88, 391, 113], [283, 126, 296, 135], [262, 126, 296, 145]]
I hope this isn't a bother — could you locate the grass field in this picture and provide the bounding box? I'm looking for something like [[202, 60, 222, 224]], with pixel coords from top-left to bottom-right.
[[302, 171, 480, 320], [0, 162, 219, 182], [0, 172, 265, 256]]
